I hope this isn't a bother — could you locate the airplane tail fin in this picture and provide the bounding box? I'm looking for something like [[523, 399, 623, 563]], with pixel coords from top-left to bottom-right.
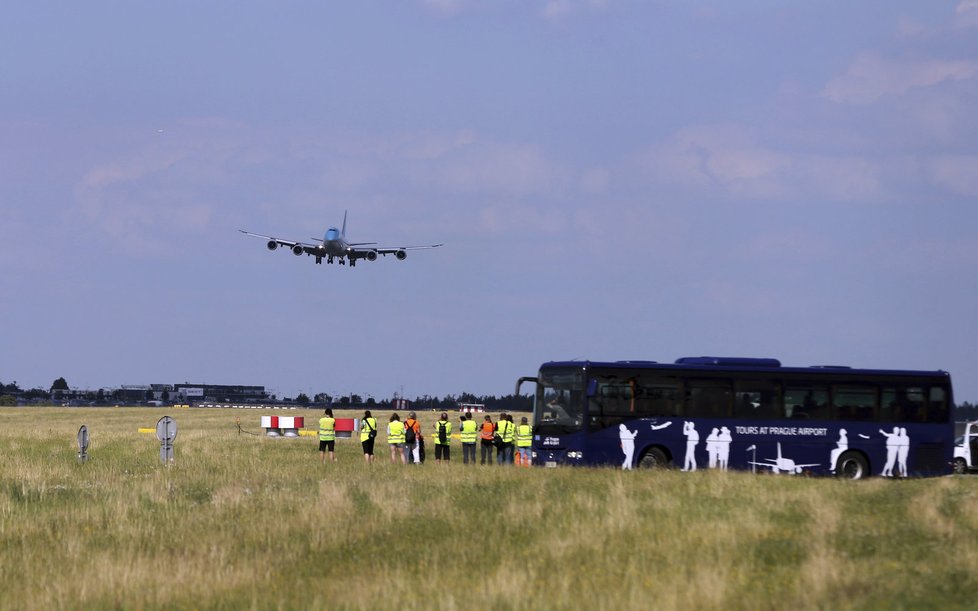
[[341, 210, 347, 238]]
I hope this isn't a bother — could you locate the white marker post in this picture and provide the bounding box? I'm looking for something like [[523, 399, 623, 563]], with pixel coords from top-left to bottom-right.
[[156, 416, 177, 464], [77, 425, 89, 463]]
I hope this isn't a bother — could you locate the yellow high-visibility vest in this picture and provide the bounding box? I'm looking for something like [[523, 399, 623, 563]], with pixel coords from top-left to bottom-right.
[[499, 420, 515, 444], [360, 417, 377, 442], [434, 420, 453, 445], [460, 419, 478, 443], [388, 421, 405, 444], [319, 417, 335, 441], [516, 423, 533, 447]]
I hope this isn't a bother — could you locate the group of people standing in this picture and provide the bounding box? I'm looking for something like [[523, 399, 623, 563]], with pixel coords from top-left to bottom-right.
[[319, 409, 533, 466]]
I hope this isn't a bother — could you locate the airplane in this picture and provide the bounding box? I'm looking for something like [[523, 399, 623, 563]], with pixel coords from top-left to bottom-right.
[[748, 443, 819, 474], [239, 212, 443, 267]]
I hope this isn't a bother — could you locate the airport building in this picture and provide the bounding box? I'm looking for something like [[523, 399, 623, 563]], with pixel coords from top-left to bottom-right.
[[173, 383, 269, 404]]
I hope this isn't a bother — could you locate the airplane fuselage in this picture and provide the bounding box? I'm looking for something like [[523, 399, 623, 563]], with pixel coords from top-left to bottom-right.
[[322, 227, 348, 257]]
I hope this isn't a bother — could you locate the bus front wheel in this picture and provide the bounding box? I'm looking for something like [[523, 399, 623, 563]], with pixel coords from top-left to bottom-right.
[[836, 451, 868, 480], [638, 447, 669, 470]]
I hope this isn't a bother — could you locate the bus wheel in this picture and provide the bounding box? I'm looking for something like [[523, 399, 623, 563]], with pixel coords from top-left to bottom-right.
[[954, 458, 968, 475], [836, 451, 868, 480], [638, 447, 669, 469]]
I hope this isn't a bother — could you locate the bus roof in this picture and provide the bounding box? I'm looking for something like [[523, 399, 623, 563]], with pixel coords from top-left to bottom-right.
[[540, 357, 951, 380]]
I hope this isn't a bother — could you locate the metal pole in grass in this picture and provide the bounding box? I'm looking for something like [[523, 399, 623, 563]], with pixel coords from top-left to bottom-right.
[[156, 416, 177, 464], [77, 425, 89, 463]]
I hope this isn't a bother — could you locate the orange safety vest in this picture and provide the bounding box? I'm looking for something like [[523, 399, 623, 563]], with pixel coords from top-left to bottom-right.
[[405, 419, 421, 435], [480, 422, 495, 441]]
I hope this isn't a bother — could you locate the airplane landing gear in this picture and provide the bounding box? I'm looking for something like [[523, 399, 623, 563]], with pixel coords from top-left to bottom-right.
[[315, 256, 322, 264]]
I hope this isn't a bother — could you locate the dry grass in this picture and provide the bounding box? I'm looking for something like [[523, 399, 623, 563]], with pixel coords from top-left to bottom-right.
[[1, 407, 977, 610]]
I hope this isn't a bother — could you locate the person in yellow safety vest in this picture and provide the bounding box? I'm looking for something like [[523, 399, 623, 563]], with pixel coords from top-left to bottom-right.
[[516, 416, 533, 467], [433, 412, 453, 463], [460, 412, 478, 465], [319, 408, 336, 464], [387, 413, 407, 464], [496, 413, 515, 465], [360, 409, 378, 464]]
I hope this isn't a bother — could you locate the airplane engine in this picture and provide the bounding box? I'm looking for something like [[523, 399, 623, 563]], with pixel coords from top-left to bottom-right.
[[366, 250, 378, 262], [395, 250, 407, 261], [291, 244, 304, 256], [266, 241, 278, 251]]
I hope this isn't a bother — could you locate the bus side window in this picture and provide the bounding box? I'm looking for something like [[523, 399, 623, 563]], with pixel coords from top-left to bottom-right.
[[927, 386, 949, 423], [635, 380, 682, 417], [783, 385, 830, 420], [733, 381, 781, 419], [882, 387, 926, 422], [685, 379, 732, 418], [832, 386, 877, 422]]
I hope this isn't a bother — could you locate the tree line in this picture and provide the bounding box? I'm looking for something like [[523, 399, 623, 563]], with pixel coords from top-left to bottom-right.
[[0, 377, 533, 411]]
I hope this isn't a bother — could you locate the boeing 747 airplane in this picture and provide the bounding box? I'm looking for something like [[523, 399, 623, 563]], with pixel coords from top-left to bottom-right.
[[239, 212, 442, 267]]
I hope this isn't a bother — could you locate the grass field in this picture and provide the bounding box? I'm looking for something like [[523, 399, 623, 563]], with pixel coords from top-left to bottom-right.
[[2, 407, 977, 610]]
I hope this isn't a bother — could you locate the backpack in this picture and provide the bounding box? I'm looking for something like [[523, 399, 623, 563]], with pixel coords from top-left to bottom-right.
[[405, 421, 417, 444], [438, 421, 448, 445]]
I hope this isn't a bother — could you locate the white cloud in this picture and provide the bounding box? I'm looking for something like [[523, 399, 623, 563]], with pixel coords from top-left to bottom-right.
[[631, 124, 887, 204], [633, 124, 791, 199], [931, 155, 978, 197], [956, 0, 978, 29], [405, 139, 569, 196], [823, 52, 978, 104]]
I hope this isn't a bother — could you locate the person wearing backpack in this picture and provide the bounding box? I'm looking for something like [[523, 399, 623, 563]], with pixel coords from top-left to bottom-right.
[[388, 413, 407, 465], [404, 412, 422, 464], [479, 415, 495, 466], [496, 413, 515, 466], [360, 410, 378, 464], [433, 412, 453, 463]]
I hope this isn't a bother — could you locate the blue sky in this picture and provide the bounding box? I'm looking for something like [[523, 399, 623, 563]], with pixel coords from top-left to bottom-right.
[[2, 1, 977, 402]]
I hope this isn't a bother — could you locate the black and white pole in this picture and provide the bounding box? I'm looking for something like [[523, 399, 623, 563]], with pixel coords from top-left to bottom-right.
[[156, 416, 177, 464], [77, 425, 89, 463]]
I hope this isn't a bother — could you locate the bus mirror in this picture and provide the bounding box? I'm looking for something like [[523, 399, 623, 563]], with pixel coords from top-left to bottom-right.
[[586, 379, 598, 397], [515, 377, 537, 396]]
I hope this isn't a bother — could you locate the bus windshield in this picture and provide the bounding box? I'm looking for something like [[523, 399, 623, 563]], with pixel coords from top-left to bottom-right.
[[535, 368, 585, 434]]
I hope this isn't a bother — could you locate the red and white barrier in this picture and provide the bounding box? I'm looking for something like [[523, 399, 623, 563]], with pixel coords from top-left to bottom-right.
[[261, 415, 305, 437]]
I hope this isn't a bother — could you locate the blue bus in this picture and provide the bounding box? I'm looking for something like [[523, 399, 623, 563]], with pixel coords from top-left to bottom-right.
[[516, 357, 954, 478]]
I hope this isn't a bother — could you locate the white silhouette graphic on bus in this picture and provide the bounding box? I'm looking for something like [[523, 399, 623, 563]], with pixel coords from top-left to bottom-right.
[[707, 428, 720, 468], [829, 428, 848, 472], [619, 424, 638, 470], [717, 426, 732, 470], [748, 442, 818, 474], [879, 427, 910, 477], [879, 426, 910, 477], [682, 421, 699, 471]]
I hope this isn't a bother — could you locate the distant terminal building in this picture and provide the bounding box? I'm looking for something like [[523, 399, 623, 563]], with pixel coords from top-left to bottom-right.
[[392, 398, 411, 411], [173, 383, 269, 404], [459, 403, 486, 413]]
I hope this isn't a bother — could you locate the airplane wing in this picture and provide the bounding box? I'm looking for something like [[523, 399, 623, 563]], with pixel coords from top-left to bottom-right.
[[340, 243, 444, 262], [239, 230, 321, 253], [370, 244, 444, 255]]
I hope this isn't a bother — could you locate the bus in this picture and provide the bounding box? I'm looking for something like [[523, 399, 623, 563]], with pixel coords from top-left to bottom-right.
[[516, 357, 954, 478]]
